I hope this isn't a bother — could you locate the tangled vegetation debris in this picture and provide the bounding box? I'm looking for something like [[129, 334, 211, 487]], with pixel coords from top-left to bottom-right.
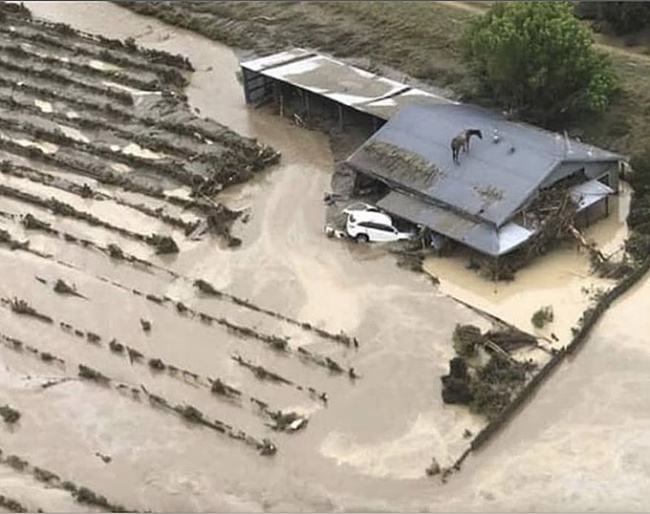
[[0, 405, 20, 424], [442, 324, 537, 418], [8, 297, 53, 323], [53, 278, 85, 298], [0, 445, 129, 512], [78, 364, 110, 384], [192, 277, 359, 347], [0, 494, 28, 513], [531, 306, 554, 329], [266, 410, 308, 433]]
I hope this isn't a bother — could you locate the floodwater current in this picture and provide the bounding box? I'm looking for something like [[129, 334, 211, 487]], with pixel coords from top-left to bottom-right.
[[8, 2, 650, 511]]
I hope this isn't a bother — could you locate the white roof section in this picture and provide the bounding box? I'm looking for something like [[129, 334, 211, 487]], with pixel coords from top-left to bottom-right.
[[571, 179, 614, 212], [241, 49, 454, 120], [497, 223, 535, 255], [240, 48, 314, 73]]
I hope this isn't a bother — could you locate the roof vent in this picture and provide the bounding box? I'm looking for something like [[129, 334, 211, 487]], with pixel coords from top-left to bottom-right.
[[507, 146, 516, 155], [563, 130, 573, 156], [492, 128, 501, 144]]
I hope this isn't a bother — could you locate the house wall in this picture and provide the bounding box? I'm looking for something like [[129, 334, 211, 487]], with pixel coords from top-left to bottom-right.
[[574, 196, 609, 229], [540, 161, 620, 192]]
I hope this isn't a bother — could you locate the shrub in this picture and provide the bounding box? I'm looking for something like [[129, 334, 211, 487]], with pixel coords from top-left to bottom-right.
[[596, 2, 650, 35], [469, 356, 527, 418], [452, 324, 483, 358], [462, 2, 617, 123]]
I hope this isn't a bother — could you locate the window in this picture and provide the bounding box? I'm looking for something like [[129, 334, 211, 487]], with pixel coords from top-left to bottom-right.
[[359, 221, 396, 232]]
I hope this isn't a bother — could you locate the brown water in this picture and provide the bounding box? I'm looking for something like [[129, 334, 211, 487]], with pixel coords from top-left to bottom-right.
[[2, 2, 649, 512], [424, 184, 630, 347]]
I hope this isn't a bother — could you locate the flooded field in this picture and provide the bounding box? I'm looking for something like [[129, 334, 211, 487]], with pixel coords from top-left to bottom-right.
[[424, 181, 631, 346], [0, 2, 648, 512]]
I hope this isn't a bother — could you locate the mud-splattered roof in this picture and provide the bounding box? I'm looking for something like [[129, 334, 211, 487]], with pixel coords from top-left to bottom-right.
[[348, 103, 623, 227], [240, 49, 453, 119]]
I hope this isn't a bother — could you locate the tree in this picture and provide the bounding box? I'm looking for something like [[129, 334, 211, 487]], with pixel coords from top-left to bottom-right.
[[462, 2, 617, 124], [596, 2, 650, 35]]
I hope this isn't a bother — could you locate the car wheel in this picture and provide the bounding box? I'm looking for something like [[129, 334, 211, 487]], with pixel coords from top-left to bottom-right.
[[355, 233, 370, 243]]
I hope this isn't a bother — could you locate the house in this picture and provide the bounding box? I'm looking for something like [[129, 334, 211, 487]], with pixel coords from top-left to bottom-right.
[[345, 102, 626, 259]]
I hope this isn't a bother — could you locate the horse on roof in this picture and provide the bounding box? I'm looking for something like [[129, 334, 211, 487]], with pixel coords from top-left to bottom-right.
[[451, 129, 482, 164]]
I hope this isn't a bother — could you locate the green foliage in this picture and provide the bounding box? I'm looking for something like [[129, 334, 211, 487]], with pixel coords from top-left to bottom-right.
[[531, 306, 554, 328], [626, 150, 650, 261], [469, 355, 527, 418], [462, 2, 617, 123], [595, 2, 650, 35], [626, 232, 650, 262], [452, 324, 483, 358]]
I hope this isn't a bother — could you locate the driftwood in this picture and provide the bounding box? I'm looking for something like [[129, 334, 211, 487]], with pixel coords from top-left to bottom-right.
[[567, 224, 606, 265]]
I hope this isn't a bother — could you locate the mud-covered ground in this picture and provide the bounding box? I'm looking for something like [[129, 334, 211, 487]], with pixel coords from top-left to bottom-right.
[[1, 3, 650, 513]]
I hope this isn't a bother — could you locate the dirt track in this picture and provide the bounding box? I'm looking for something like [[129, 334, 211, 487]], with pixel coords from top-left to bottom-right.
[[1, 2, 650, 513]]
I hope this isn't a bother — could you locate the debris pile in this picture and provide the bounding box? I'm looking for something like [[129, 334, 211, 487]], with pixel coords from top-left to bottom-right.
[[441, 324, 537, 418], [364, 140, 442, 189], [266, 410, 308, 432], [0, 405, 20, 424]]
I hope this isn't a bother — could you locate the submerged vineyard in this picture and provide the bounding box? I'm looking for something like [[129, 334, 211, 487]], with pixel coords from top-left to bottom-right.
[[0, 4, 362, 511]]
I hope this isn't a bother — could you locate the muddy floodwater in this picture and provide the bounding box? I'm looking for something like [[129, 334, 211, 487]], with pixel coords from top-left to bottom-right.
[[0, 2, 649, 512]]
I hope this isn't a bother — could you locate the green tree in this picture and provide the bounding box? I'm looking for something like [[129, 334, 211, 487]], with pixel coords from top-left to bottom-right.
[[597, 2, 650, 35], [462, 2, 617, 124]]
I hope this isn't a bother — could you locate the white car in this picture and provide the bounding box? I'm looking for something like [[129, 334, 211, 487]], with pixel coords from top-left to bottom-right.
[[345, 209, 415, 243]]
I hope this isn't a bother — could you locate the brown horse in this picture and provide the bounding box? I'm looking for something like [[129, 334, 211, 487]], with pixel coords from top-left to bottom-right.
[[451, 129, 483, 164]]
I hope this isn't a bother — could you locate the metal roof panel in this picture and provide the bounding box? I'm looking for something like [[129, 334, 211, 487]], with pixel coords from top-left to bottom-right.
[[348, 103, 623, 227]]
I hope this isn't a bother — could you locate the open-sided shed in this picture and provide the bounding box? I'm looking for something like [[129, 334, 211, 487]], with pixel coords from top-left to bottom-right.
[[240, 49, 454, 129]]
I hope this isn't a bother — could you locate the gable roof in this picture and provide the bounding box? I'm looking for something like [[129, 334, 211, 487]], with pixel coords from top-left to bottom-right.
[[346, 103, 623, 227]]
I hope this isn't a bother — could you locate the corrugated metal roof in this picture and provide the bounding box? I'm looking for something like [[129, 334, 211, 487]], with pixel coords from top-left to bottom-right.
[[240, 50, 454, 120], [347, 103, 623, 227], [377, 190, 534, 256], [571, 179, 614, 211], [240, 49, 314, 73]]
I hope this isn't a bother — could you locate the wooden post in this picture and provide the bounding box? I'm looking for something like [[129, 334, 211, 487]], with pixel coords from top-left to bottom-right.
[[272, 82, 279, 107], [279, 87, 284, 118], [242, 69, 250, 104]]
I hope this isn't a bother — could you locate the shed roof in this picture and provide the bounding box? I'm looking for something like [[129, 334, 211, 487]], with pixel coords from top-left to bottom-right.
[[377, 179, 613, 257], [347, 103, 623, 227], [240, 49, 453, 120], [377, 190, 534, 256]]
